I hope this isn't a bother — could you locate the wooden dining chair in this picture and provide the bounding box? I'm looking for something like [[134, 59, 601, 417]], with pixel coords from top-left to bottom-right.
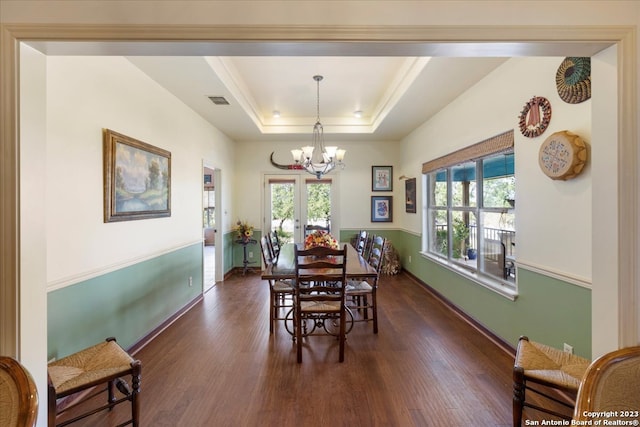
[[0, 356, 39, 427], [354, 230, 368, 255], [267, 230, 280, 260], [294, 244, 348, 363], [572, 345, 640, 423], [367, 235, 385, 262], [346, 236, 386, 333], [260, 236, 293, 333]]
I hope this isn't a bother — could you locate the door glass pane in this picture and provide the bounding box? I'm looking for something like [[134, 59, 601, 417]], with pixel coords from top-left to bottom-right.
[[269, 181, 295, 244], [305, 181, 331, 235]]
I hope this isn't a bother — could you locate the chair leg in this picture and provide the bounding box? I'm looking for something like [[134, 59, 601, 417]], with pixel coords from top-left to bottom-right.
[[269, 289, 275, 333], [108, 379, 116, 409], [48, 375, 57, 427], [338, 310, 346, 363], [131, 361, 142, 427], [362, 295, 369, 319], [513, 366, 526, 427], [372, 291, 378, 334], [296, 310, 303, 363]]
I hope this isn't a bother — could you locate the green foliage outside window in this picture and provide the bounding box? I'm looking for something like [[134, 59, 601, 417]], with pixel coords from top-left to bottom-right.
[[307, 183, 331, 223], [271, 183, 294, 241], [452, 217, 470, 259]]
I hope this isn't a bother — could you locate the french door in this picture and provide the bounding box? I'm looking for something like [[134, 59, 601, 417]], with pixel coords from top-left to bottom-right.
[[264, 174, 336, 244]]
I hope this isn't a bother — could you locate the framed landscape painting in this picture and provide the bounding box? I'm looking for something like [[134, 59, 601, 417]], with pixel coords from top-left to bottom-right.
[[371, 196, 393, 222], [103, 129, 171, 222]]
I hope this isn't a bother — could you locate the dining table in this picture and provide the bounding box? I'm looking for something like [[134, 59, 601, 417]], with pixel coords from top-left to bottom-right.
[[261, 242, 378, 280]]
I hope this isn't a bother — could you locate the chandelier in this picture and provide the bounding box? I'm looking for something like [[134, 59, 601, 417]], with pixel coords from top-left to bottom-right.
[[290, 75, 346, 179]]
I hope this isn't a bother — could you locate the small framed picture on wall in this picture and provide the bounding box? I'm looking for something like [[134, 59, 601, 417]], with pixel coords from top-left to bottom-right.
[[372, 166, 393, 191], [405, 178, 416, 213], [371, 196, 393, 222]]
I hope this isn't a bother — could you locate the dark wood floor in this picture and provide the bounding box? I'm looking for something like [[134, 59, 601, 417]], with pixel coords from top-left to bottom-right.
[[56, 271, 571, 426]]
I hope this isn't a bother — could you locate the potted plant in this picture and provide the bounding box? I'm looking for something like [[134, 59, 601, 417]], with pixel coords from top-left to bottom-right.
[[452, 218, 470, 259]]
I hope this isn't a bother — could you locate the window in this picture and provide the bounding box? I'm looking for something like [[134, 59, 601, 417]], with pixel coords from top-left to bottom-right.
[[423, 131, 516, 292]]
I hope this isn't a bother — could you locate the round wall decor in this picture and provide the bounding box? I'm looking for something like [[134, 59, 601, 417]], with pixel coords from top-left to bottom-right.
[[556, 57, 591, 104], [518, 96, 552, 138], [538, 130, 588, 180]]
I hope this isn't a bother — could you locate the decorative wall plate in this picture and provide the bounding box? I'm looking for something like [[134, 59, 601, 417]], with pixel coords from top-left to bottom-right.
[[538, 130, 588, 180], [518, 96, 552, 138]]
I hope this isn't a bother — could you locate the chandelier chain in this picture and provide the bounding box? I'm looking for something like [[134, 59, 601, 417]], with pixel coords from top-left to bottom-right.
[[315, 75, 322, 123]]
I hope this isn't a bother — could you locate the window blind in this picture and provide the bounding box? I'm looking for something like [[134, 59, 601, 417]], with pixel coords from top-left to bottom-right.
[[422, 130, 514, 174]]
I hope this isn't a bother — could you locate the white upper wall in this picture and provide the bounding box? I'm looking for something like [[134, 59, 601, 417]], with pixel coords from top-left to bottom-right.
[[402, 57, 592, 281], [45, 56, 236, 286], [234, 139, 401, 233]]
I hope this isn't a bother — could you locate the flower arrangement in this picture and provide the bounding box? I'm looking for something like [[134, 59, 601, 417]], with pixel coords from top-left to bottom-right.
[[304, 230, 339, 249], [234, 220, 254, 241]]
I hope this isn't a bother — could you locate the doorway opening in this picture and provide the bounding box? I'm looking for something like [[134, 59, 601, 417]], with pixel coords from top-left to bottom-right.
[[203, 166, 216, 292]]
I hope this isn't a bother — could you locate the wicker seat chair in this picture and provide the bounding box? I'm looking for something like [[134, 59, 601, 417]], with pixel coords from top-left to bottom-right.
[[293, 244, 348, 363], [513, 336, 590, 426], [346, 236, 386, 333], [47, 337, 141, 427], [0, 356, 38, 427], [260, 236, 294, 333]]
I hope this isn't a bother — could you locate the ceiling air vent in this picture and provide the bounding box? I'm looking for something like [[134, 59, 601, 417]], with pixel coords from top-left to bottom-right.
[[208, 96, 230, 105]]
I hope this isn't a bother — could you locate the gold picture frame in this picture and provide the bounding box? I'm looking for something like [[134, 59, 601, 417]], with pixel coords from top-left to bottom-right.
[[103, 129, 171, 222]]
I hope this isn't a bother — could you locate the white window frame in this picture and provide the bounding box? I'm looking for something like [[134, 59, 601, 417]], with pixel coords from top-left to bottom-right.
[[420, 131, 517, 299]]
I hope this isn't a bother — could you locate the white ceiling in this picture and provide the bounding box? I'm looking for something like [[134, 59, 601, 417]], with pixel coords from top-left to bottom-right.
[[28, 39, 608, 143], [128, 56, 505, 141], [126, 55, 508, 142]]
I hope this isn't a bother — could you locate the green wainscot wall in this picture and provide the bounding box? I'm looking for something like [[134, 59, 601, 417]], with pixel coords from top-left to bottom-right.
[[48, 243, 203, 360], [230, 230, 262, 269], [342, 229, 592, 359]]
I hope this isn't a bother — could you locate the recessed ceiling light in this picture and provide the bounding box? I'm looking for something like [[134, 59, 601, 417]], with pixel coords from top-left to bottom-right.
[[354, 110, 363, 118], [272, 110, 281, 118]]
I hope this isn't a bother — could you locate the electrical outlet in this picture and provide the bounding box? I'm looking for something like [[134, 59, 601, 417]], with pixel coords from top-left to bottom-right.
[[563, 343, 573, 354], [409, 255, 412, 263], [189, 276, 193, 287], [249, 251, 253, 258]]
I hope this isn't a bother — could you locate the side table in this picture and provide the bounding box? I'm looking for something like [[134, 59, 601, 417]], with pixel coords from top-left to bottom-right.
[[235, 238, 257, 275]]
